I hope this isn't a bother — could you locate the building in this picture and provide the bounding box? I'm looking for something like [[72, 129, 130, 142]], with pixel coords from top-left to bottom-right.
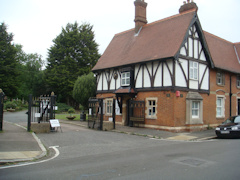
[[92, 0, 240, 132]]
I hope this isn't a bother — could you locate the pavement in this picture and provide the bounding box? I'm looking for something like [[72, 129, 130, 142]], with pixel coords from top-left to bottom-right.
[[0, 118, 216, 164]]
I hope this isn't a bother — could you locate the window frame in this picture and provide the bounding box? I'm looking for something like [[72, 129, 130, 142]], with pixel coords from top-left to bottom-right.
[[105, 98, 113, 116], [189, 61, 198, 80], [145, 97, 157, 119], [237, 75, 240, 88], [121, 72, 130, 86], [192, 101, 200, 118], [216, 72, 225, 86], [216, 96, 225, 118]]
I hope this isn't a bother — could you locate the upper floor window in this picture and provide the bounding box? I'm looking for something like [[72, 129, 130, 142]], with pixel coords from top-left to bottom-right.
[[121, 72, 130, 86], [237, 75, 240, 88], [216, 72, 225, 86], [189, 61, 198, 80]]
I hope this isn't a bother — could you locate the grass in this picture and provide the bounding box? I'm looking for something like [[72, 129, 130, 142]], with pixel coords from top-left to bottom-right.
[[55, 113, 89, 121]]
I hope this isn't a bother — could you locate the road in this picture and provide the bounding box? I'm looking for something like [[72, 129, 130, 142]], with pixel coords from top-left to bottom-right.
[[1, 111, 240, 180]]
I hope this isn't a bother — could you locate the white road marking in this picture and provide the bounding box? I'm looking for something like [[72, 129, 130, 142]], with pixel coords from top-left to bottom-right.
[[0, 146, 60, 169]]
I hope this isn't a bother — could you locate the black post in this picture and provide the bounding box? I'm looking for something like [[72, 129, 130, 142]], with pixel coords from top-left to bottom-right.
[[50, 92, 54, 120], [28, 94, 32, 132], [113, 99, 115, 129], [0, 90, 4, 131], [100, 99, 103, 130]]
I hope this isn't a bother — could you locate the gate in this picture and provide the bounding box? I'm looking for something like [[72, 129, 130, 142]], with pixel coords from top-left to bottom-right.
[[129, 100, 145, 126], [88, 98, 103, 130], [0, 89, 4, 131], [88, 97, 116, 130], [27, 92, 57, 132]]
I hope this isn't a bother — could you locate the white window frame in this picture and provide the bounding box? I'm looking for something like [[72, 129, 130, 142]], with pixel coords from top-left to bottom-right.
[[217, 72, 225, 86], [192, 101, 200, 118], [105, 98, 113, 116], [145, 97, 157, 119], [121, 72, 130, 86], [216, 96, 225, 118], [237, 75, 240, 88], [189, 61, 198, 80]]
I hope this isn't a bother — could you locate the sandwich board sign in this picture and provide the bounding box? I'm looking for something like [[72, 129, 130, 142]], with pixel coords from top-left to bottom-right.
[[50, 119, 62, 132]]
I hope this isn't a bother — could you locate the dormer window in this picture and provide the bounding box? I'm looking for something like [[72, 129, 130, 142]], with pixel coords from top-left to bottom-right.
[[121, 72, 130, 86]]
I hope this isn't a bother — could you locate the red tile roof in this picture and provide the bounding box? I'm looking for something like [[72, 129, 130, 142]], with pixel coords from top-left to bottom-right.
[[93, 10, 240, 74], [204, 32, 240, 74], [93, 10, 196, 71]]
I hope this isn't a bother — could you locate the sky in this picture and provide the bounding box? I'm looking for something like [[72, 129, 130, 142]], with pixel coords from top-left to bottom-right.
[[1, 0, 240, 63]]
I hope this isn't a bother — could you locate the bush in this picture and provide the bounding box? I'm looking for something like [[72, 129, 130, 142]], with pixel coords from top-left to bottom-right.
[[55, 103, 73, 113], [68, 108, 75, 117], [4, 101, 17, 109]]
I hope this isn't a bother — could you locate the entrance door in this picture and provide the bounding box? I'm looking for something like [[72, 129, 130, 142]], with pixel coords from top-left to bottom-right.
[[128, 100, 145, 127]]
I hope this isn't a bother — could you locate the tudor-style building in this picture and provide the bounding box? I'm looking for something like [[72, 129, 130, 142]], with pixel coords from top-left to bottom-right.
[[92, 0, 240, 132]]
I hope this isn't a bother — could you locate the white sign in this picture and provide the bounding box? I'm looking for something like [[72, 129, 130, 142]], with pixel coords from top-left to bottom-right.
[[35, 113, 41, 118], [109, 117, 113, 122], [54, 106, 58, 110], [89, 108, 92, 115], [50, 119, 61, 128]]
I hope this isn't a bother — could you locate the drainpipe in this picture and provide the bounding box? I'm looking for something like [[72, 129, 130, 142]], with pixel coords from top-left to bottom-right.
[[230, 75, 232, 117]]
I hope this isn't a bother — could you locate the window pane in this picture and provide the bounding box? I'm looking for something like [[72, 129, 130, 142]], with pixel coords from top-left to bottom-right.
[[149, 100, 151, 106], [149, 108, 152, 115], [153, 107, 155, 115]]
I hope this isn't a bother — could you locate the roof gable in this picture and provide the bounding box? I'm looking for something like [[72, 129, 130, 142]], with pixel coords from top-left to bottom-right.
[[93, 10, 196, 71]]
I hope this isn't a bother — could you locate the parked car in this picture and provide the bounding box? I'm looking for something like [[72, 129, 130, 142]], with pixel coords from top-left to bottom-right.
[[215, 116, 240, 138]]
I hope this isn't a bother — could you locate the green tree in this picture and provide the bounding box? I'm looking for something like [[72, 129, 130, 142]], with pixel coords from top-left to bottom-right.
[[73, 72, 96, 109], [45, 22, 100, 104], [15, 44, 45, 99], [0, 23, 19, 98]]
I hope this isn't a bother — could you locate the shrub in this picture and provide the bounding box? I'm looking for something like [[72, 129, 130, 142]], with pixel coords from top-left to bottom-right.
[[4, 101, 17, 109], [68, 108, 75, 117]]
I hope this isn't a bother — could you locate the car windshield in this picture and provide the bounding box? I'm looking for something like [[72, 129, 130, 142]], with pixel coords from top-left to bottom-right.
[[222, 116, 240, 124]]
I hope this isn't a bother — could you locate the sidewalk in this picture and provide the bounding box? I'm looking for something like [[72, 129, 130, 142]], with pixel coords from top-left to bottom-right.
[[0, 119, 216, 164], [0, 121, 46, 164]]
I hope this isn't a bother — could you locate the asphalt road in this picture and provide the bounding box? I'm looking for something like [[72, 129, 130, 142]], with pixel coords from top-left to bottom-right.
[[1, 111, 240, 180]]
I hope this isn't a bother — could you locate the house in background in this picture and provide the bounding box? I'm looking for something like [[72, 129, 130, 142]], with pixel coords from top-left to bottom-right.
[[92, 0, 240, 132]]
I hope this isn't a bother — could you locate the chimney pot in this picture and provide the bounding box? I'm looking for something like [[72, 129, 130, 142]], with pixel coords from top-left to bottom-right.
[[179, 0, 198, 13]]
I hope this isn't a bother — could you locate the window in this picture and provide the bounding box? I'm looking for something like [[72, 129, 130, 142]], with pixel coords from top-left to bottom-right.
[[192, 101, 199, 118], [237, 75, 240, 88], [216, 96, 224, 118], [146, 97, 157, 119], [106, 99, 113, 115], [121, 72, 130, 86], [189, 61, 198, 80], [216, 72, 225, 85]]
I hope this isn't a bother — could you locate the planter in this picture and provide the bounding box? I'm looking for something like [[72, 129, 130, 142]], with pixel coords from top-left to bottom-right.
[[66, 116, 76, 120], [7, 109, 15, 112]]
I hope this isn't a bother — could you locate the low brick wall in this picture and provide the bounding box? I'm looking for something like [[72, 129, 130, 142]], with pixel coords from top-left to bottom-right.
[[103, 121, 113, 131], [31, 122, 50, 133]]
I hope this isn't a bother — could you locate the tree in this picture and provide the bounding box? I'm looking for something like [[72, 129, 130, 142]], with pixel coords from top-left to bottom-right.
[[0, 23, 19, 98], [45, 22, 100, 104], [14, 44, 45, 99], [73, 72, 96, 109]]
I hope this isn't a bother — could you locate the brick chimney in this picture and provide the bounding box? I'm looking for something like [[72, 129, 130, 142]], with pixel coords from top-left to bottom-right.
[[134, 0, 147, 34], [179, 0, 198, 14]]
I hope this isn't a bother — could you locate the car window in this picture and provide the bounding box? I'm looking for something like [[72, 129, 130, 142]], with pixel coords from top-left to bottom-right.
[[234, 117, 240, 123]]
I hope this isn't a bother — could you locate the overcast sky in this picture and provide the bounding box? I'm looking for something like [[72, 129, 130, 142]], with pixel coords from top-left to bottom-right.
[[1, 0, 239, 62]]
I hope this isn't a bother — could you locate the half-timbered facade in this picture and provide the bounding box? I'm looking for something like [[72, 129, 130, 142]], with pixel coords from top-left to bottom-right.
[[92, 0, 240, 132]]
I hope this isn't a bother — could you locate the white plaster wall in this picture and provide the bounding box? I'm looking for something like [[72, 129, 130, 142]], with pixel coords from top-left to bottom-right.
[[97, 73, 103, 91], [135, 65, 142, 88], [189, 79, 198, 89], [143, 66, 151, 87], [154, 63, 162, 87], [175, 60, 187, 87], [163, 63, 172, 86]]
